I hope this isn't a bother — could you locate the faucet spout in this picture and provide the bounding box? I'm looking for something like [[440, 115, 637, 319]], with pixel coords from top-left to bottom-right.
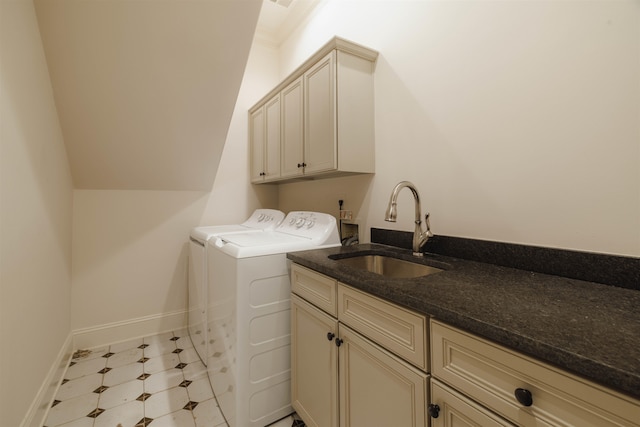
[[384, 181, 433, 256]]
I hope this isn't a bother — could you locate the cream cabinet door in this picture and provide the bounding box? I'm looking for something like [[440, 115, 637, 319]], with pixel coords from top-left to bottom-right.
[[339, 324, 428, 427], [291, 294, 339, 427], [281, 76, 304, 178], [263, 94, 281, 181], [430, 379, 515, 427], [250, 94, 280, 182], [249, 106, 265, 182], [304, 50, 337, 174]]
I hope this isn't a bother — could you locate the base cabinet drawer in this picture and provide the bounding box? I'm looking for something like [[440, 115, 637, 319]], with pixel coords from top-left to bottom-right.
[[338, 284, 427, 370], [431, 320, 640, 427], [430, 379, 515, 427], [291, 263, 337, 316]]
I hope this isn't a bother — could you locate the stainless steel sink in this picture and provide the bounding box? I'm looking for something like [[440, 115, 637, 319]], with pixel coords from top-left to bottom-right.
[[335, 255, 443, 278]]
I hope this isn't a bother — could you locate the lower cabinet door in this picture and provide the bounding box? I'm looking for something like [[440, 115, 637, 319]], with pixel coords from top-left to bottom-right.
[[339, 324, 428, 427], [430, 379, 515, 427], [291, 294, 339, 427]]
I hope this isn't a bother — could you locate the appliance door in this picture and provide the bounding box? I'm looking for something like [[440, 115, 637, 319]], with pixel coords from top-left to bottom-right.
[[188, 239, 207, 365], [207, 248, 294, 427]]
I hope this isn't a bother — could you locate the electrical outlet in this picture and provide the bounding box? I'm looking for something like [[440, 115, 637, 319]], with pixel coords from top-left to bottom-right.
[[339, 210, 353, 220]]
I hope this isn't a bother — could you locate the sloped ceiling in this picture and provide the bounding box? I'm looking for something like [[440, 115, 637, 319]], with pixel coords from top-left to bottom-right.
[[35, 0, 262, 190]]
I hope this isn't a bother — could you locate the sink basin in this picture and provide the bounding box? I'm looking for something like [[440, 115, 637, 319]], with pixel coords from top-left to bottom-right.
[[335, 255, 443, 278]]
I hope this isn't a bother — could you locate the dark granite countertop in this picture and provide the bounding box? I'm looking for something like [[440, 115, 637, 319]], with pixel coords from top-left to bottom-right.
[[287, 243, 640, 400]]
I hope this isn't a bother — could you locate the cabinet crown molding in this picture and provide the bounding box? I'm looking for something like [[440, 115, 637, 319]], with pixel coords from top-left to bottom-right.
[[250, 36, 378, 113]]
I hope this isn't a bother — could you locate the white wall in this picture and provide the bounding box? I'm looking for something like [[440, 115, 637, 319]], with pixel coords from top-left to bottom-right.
[[277, 0, 640, 256], [69, 41, 279, 337], [0, 0, 74, 425], [71, 190, 208, 333]]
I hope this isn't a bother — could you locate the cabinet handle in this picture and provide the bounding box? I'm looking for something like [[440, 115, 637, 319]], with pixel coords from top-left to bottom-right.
[[259, 172, 266, 176], [297, 162, 307, 168], [427, 404, 440, 418], [335, 338, 343, 347], [327, 332, 335, 341], [515, 388, 533, 407]]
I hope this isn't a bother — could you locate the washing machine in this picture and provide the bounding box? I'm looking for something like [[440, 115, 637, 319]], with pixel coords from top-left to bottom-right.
[[187, 209, 284, 365], [206, 211, 340, 427]]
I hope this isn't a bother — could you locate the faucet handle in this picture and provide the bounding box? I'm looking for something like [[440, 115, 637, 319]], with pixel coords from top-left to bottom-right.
[[425, 212, 434, 237]]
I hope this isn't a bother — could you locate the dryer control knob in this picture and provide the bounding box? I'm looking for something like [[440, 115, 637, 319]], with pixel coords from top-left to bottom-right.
[[306, 219, 315, 228]]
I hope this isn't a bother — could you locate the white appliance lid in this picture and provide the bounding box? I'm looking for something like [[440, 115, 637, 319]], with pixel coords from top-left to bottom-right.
[[219, 231, 308, 247], [189, 209, 285, 242], [211, 233, 339, 258], [190, 224, 255, 242], [209, 211, 341, 258]]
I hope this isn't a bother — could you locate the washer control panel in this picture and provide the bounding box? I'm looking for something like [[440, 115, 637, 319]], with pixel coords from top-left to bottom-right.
[[278, 211, 339, 242], [242, 209, 285, 229]]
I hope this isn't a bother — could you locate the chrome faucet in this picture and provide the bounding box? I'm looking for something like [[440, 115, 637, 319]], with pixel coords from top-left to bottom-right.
[[384, 181, 433, 256]]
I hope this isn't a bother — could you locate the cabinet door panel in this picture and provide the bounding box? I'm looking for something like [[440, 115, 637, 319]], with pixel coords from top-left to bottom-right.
[[430, 379, 515, 427], [304, 51, 337, 174], [281, 77, 304, 178], [264, 94, 281, 180], [249, 107, 265, 182], [291, 294, 339, 427], [339, 325, 427, 427]]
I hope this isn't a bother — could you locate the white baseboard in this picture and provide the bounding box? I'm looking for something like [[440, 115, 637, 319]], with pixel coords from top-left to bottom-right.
[[72, 309, 188, 350], [21, 332, 74, 427]]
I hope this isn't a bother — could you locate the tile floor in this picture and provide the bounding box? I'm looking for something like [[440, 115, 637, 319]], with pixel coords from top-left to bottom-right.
[[43, 329, 302, 427]]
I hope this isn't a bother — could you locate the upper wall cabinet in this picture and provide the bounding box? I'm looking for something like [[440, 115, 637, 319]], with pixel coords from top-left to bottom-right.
[[249, 37, 378, 184], [250, 93, 281, 182]]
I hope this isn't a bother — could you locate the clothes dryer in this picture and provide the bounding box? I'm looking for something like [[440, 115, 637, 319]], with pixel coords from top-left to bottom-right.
[[206, 211, 340, 427], [187, 209, 284, 365]]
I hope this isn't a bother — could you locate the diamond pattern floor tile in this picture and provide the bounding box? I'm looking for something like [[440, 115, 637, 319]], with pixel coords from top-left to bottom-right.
[[65, 357, 106, 381], [97, 378, 143, 409], [55, 373, 103, 400], [44, 331, 201, 427], [102, 361, 143, 386], [92, 400, 143, 427], [151, 408, 197, 427], [43, 329, 302, 427], [45, 393, 99, 426]]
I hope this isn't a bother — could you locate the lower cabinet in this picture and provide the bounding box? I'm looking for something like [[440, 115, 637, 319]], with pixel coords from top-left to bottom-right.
[[430, 320, 640, 427], [338, 325, 427, 427], [291, 264, 428, 427], [291, 294, 338, 427], [430, 379, 515, 427], [291, 263, 640, 427]]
